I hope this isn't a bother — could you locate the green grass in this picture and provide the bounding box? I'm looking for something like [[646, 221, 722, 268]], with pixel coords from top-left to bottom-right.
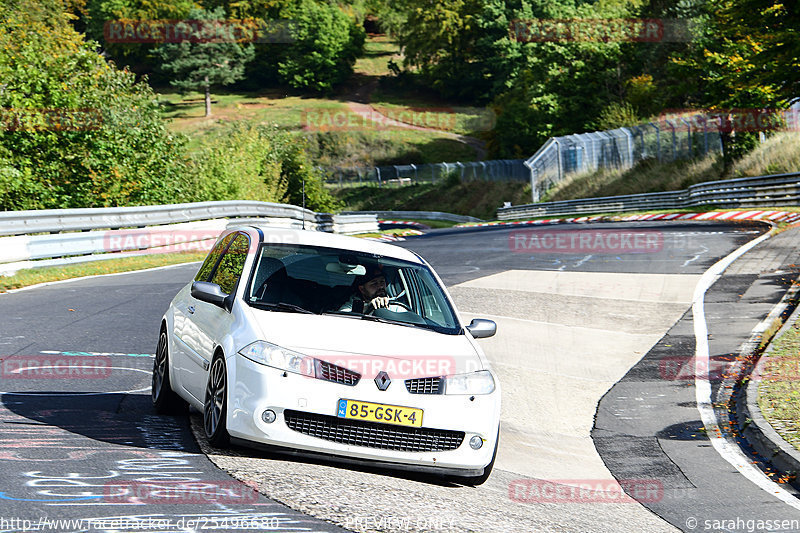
[[155, 36, 481, 166], [0, 252, 207, 293], [157, 90, 477, 165], [757, 313, 800, 455], [334, 180, 532, 220], [401, 218, 460, 228], [353, 35, 401, 77], [157, 88, 350, 142]]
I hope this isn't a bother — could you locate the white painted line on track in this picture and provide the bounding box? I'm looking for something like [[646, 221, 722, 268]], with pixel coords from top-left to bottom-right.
[[692, 229, 800, 508]]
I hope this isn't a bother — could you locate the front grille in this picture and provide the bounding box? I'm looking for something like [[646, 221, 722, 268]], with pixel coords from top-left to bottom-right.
[[405, 377, 444, 394], [316, 360, 360, 386], [284, 410, 464, 452]]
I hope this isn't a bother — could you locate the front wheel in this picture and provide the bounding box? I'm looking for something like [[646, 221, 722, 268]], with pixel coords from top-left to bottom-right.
[[204, 355, 230, 447]]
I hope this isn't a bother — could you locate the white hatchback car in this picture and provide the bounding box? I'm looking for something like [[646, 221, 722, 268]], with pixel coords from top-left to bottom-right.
[[153, 226, 500, 484]]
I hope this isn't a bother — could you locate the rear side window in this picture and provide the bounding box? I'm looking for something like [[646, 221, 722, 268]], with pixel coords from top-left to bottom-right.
[[211, 233, 251, 294], [195, 233, 235, 282]]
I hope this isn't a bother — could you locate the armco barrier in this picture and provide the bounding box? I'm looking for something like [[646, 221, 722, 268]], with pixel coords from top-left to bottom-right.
[[0, 202, 379, 276], [498, 171, 800, 219], [0, 200, 319, 236]]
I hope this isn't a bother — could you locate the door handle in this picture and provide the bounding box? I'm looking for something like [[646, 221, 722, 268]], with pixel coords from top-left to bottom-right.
[[188, 305, 195, 314]]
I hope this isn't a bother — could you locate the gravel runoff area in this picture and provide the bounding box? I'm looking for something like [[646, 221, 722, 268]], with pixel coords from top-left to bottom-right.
[[190, 414, 675, 533]]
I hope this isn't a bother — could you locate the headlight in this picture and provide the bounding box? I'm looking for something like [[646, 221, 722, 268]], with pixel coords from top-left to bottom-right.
[[239, 341, 315, 377], [444, 370, 495, 395]]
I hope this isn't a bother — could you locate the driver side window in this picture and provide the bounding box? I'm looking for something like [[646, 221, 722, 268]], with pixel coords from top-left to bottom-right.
[[210, 233, 250, 295], [195, 233, 235, 282]]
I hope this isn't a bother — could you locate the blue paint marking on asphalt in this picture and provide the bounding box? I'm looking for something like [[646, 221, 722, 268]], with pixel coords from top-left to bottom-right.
[[0, 492, 102, 502], [44, 351, 153, 358]]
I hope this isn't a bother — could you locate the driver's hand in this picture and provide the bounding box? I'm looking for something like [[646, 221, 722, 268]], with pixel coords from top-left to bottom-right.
[[367, 296, 390, 310]]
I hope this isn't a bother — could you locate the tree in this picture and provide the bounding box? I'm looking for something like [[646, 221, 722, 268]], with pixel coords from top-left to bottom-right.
[[78, 0, 194, 79], [716, 0, 800, 103], [276, 0, 364, 93], [666, 0, 782, 174], [155, 6, 254, 117], [0, 0, 190, 209]]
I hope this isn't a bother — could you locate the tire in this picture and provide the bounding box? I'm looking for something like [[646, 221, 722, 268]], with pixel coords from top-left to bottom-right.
[[457, 428, 499, 486], [151, 329, 186, 414], [204, 354, 230, 447]]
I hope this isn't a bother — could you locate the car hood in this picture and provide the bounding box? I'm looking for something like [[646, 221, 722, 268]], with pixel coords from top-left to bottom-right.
[[246, 309, 484, 377]]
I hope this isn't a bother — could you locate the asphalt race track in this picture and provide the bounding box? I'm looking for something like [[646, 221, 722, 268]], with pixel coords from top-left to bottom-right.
[[1, 220, 797, 532]]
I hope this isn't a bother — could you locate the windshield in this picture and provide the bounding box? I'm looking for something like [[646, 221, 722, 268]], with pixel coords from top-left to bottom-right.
[[245, 243, 460, 335]]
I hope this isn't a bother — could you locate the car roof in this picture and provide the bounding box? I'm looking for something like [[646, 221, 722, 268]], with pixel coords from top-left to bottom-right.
[[231, 225, 424, 264]]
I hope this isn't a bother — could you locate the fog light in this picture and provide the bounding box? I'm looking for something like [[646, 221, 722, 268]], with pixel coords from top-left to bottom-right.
[[261, 409, 276, 424], [469, 435, 483, 450]]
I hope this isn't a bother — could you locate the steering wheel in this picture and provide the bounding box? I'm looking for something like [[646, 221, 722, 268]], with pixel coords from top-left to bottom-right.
[[388, 298, 412, 311], [365, 297, 412, 313]]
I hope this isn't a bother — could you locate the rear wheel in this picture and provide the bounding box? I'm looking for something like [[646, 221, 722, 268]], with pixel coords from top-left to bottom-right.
[[204, 355, 230, 447], [151, 330, 186, 413]]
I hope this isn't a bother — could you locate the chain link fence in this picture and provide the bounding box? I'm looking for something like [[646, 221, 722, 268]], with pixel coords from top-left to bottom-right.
[[322, 159, 528, 187], [525, 105, 800, 202]]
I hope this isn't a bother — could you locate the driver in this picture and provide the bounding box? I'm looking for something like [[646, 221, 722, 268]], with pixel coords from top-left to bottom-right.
[[339, 265, 403, 313]]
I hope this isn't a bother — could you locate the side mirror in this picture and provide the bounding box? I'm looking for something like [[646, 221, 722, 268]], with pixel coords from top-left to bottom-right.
[[466, 318, 497, 339], [191, 281, 229, 310]]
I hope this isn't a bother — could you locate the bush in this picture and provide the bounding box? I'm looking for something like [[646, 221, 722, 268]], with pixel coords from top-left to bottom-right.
[[277, 0, 365, 93], [187, 122, 341, 212], [0, 0, 189, 209]]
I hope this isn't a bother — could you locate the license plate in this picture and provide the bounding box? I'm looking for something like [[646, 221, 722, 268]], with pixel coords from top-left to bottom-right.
[[337, 399, 423, 428]]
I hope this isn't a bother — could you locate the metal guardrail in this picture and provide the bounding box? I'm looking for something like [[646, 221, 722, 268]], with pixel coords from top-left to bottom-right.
[[341, 210, 482, 223], [0, 200, 322, 236], [0, 201, 380, 276], [497, 172, 800, 219]]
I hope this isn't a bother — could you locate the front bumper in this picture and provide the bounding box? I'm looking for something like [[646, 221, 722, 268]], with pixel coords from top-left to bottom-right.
[[226, 355, 501, 474]]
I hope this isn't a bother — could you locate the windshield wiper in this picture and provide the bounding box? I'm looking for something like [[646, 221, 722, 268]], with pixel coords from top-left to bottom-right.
[[321, 311, 450, 333], [359, 313, 432, 330], [251, 301, 315, 314]]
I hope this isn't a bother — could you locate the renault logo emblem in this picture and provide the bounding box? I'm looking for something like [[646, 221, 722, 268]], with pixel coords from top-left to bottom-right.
[[374, 371, 391, 391]]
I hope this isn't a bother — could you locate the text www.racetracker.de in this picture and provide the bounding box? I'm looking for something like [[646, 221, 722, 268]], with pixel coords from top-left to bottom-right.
[[0, 516, 285, 531]]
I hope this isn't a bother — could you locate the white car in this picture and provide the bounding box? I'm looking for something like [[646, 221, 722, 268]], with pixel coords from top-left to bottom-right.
[[152, 226, 500, 484]]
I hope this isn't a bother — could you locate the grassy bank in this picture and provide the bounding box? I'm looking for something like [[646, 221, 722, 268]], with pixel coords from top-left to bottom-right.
[[0, 252, 207, 293], [156, 35, 487, 168], [757, 311, 800, 452], [544, 132, 800, 203], [333, 179, 531, 220]]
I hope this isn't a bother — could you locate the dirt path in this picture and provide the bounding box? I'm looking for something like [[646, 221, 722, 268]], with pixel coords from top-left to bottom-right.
[[345, 79, 488, 161]]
